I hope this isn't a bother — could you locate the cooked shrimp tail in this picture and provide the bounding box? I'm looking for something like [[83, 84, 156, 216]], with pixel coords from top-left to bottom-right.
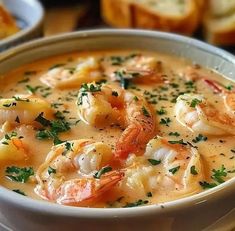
[[57, 170, 124, 206]]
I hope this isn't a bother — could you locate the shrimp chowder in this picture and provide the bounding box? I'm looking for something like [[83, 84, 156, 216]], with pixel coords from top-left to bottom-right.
[[0, 50, 235, 208]]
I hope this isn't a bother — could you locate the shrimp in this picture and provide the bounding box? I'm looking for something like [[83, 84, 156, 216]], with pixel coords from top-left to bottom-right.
[[179, 67, 235, 114], [119, 136, 204, 200], [101, 54, 165, 84], [40, 57, 102, 89], [77, 83, 156, 159], [0, 95, 53, 128], [175, 93, 235, 135], [204, 79, 235, 114], [144, 136, 204, 193], [35, 139, 124, 206], [0, 131, 27, 161]]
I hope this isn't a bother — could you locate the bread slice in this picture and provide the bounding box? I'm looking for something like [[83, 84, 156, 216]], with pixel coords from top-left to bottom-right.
[[203, 0, 235, 45], [131, 0, 200, 35], [0, 5, 19, 39], [101, 0, 133, 28], [101, 0, 201, 35]]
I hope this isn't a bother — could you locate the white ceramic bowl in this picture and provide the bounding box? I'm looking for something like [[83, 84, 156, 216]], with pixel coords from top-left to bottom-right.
[[0, 29, 235, 231], [0, 0, 44, 51]]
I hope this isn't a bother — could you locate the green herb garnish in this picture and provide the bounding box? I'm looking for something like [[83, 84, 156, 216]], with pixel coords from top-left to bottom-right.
[[190, 98, 202, 108], [168, 139, 187, 145], [148, 159, 161, 166], [199, 181, 217, 189], [159, 117, 171, 126], [5, 166, 34, 183], [192, 134, 207, 143], [48, 166, 56, 175], [94, 166, 112, 179], [190, 165, 198, 175], [169, 166, 180, 174], [12, 189, 26, 196], [142, 107, 150, 117], [156, 108, 167, 115], [211, 165, 227, 184], [112, 91, 118, 97], [123, 199, 148, 208], [168, 132, 180, 137], [146, 192, 152, 197]]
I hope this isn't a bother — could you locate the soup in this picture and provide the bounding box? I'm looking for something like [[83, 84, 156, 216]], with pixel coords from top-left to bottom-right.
[[0, 50, 234, 208]]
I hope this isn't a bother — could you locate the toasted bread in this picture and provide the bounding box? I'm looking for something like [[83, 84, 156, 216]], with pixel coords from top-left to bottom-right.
[[101, 0, 201, 35], [203, 0, 235, 45], [0, 4, 19, 39], [101, 0, 133, 28]]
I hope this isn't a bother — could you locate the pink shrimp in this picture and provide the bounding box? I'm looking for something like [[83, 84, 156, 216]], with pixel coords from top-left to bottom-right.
[[204, 79, 235, 113], [56, 171, 124, 206], [101, 54, 165, 85], [35, 139, 124, 206], [77, 83, 156, 160], [115, 90, 156, 159]]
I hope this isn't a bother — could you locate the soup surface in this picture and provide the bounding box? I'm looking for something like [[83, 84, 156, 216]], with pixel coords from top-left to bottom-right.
[[0, 50, 235, 208]]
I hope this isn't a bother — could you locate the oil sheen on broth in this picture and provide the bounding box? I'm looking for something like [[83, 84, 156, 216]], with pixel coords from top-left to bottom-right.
[[0, 50, 234, 208]]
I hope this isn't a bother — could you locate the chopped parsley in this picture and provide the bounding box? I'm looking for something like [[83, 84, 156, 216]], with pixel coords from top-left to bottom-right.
[[133, 96, 139, 101], [65, 141, 73, 151], [199, 165, 228, 189], [5, 166, 34, 183], [123, 199, 148, 208], [81, 83, 102, 93], [169, 166, 180, 174], [156, 108, 167, 115], [168, 132, 180, 137], [159, 117, 171, 126], [112, 91, 118, 97], [192, 134, 207, 143], [146, 192, 152, 197], [142, 107, 150, 117], [168, 139, 187, 145], [114, 71, 130, 89], [190, 98, 202, 108], [54, 111, 65, 120], [12, 189, 26, 196], [35, 112, 51, 126], [48, 166, 56, 175], [94, 166, 112, 179], [148, 159, 161, 166], [199, 181, 217, 189], [190, 165, 198, 175], [26, 85, 41, 94], [17, 78, 29, 84], [49, 63, 65, 70], [225, 85, 233, 91], [35, 112, 70, 145], [3, 102, 17, 107], [211, 165, 227, 184], [185, 81, 195, 89]]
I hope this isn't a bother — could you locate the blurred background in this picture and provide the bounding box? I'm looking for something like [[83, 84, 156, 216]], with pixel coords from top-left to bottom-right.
[[41, 0, 102, 36], [1, 0, 235, 53], [40, 0, 235, 53]]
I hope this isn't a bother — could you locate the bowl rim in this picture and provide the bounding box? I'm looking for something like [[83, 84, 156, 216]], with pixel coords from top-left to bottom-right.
[[0, 0, 44, 47], [0, 29, 235, 218]]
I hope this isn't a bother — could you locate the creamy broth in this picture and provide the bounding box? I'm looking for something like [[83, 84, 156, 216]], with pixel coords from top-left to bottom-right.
[[0, 50, 234, 208]]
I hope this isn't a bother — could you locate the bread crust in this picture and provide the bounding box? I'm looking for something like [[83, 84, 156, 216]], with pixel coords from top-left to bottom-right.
[[132, 0, 200, 35], [101, 0, 133, 28], [101, 0, 201, 35], [0, 5, 19, 39], [203, 13, 235, 45]]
